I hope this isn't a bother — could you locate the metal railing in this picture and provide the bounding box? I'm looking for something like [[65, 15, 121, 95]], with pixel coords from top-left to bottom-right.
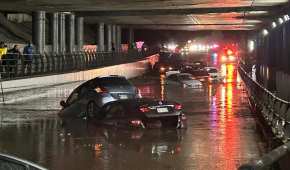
[[0, 50, 154, 80], [238, 63, 290, 169]]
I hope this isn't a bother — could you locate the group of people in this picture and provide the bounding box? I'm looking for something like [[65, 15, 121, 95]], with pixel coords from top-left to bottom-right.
[[0, 42, 33, 78]]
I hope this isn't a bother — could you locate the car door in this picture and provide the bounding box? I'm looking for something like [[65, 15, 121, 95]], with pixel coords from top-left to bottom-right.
[[102, 103, 127, 126], [62, 88, 84, 117]]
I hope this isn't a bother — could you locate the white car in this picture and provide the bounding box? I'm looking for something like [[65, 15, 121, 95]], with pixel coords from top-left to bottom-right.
[[205, 67, 224, 81], [165, 70, 181, 77], [166, 73, 202, 88]]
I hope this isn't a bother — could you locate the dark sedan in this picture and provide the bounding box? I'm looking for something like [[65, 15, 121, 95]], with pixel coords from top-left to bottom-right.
[[59, 98, 187, 129]]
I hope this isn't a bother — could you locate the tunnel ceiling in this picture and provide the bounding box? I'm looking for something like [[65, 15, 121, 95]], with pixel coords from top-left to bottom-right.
[[1, 0, 289, 31]]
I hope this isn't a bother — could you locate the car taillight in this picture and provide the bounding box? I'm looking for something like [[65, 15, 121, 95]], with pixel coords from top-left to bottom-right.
[[130, 120, 144, 128], [174, 103, 182, 110], [221, 55, 227, 62], [139, 106, 150, 112], [95, 87, 108, 93]]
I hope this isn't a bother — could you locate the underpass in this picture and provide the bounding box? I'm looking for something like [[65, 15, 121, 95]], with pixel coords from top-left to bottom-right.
[[0, 64, 265, 170]]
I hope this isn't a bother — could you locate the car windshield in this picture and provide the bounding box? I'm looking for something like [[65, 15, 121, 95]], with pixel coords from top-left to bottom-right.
[[96, 77, 131, 87], [179, 75, 192, 80], [208, 68, 218, 73]]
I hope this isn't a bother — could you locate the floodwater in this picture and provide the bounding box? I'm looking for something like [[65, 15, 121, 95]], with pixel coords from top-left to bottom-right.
[[0, 64, 265, 170]]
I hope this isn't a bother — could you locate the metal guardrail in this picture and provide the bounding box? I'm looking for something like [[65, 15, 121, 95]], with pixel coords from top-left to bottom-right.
[[0, 50, 154, 80], [238, 63, 290, 170]]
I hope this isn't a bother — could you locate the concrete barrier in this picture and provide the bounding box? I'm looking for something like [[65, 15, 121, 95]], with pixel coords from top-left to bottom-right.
[[1, 57, 153, 94]]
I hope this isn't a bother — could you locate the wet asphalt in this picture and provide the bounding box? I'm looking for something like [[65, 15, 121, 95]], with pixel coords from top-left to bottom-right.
[[0, 64, 265, 170]]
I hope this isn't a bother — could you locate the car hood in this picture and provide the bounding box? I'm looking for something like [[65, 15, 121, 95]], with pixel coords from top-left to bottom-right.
[[180, 80, 202, 85]]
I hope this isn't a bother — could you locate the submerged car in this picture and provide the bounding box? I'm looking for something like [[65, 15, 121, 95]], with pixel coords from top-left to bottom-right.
[[60, 98, 187, 129], [59, 75, 141, 118], [166, 73, 202, 88], [181, 65, 209, 82], [205, 67, 224, 82]]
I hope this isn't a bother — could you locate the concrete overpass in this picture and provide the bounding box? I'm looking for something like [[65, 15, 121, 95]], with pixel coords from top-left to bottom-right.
[[0, 0, 289, 53]]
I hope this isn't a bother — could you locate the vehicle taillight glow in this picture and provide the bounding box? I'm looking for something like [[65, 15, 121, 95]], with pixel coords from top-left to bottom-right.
[[130, 120, 143, 127], [139, 106, 150, 112], [174, 103, 182, 110], [221, 55, 227, 62], [160, 67, 166, 72], [227, 49, 233, 55], [95, 87, 108, 93], [228, 55, 235, 61]]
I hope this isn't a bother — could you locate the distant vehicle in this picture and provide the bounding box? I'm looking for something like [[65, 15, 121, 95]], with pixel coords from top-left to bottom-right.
[[166, 73, 202, 88], [219, 48, 238, 63], [60, 98, 187, 129], [165, 70, 181, 77], [59, 75, 141, 118], [205, 67, 224, 82], [0, 153, 47, 170], [181, 65, 209, 82], [153, 62, 182, 74]]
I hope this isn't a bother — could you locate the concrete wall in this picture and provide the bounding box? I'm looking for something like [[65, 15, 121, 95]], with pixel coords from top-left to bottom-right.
[[1, 57, 153, 94]]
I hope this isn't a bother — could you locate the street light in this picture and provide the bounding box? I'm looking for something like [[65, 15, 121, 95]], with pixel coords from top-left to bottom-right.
[[272, 22, 277, 28], [278, 18, 284, 24], [262, 29, 268, 36]]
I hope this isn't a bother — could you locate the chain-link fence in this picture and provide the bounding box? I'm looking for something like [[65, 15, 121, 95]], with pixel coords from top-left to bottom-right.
[[0, 50, 154, 80]]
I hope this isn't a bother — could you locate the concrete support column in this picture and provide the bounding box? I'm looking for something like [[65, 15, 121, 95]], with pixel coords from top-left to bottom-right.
[[112, 25, 116, 51], [51, 13, 59, 53], [129, 28, 134, 49], [33, 11, 46, 54], [98, 22, 105, 51], [106, 24, 112, 52], [116, 26, 122, 51], [76, 17, 84, 51], [66, 14, 75, 53], [59, 13, 66, 53]]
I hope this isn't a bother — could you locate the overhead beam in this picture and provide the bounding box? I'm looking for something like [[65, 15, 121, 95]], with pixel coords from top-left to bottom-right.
[[75, 5, 285, 16]]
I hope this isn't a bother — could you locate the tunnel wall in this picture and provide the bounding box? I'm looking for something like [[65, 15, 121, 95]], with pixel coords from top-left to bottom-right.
[[1, 57, 154, 94]]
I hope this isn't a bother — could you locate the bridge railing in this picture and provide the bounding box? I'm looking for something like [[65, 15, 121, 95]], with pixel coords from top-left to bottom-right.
[[238, 63, 290, 169], [0, 50, 154, 80]]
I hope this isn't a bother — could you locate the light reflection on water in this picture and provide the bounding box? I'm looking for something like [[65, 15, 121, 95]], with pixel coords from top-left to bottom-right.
[[0, 64, 264, 170]]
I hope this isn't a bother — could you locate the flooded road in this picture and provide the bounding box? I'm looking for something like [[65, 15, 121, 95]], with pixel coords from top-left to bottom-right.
[[0, 64, 265, 170]]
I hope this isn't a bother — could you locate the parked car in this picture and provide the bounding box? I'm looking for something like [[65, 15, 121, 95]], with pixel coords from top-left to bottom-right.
[[59, 75, 141, 118], [181, 65, 209, 82], [205, 67, 224, 82], [0, 153, 47, 170], [166, 73, 202, 88], [60, 98, 187, 129], [98, 98, 187, 129]]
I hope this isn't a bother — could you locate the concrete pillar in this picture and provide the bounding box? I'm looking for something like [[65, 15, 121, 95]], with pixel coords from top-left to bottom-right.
[[66, 14, 75, 53], [106, 24, 112, 52], [33, 11, 46, 54], [51, 13, 59, 53], [76, 17, 84, 51], [112, 25, 116, 51], [59, 13, 66, 53], [98, 22, 105, 51], [116, 26, 122, 51], [129, 28, 134, 49]]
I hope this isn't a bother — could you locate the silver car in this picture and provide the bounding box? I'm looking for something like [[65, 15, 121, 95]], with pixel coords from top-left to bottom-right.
[[59, 75, 141, 119]]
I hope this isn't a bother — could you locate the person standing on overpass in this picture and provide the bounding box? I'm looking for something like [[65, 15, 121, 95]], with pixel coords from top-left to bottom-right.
[[23, 42, 33, 75]]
